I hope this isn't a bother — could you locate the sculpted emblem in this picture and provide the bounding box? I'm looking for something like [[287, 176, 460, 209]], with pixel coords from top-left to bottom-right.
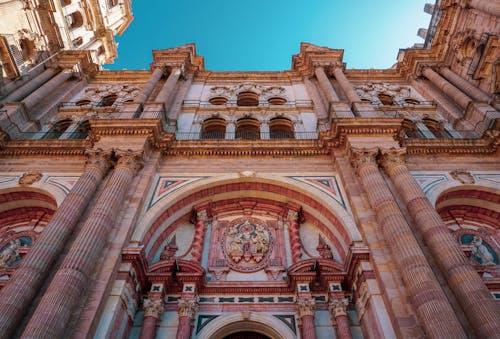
[[222, 218, 273, 272]]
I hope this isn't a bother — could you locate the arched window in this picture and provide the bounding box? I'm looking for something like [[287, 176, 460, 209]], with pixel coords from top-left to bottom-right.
[[236, 117, 260, 139], [208, 97, 228, 105], [402, 119, 423, 138], [267, 97, 287, 105], [100, 94, 117, 107], [76, 99, 92, 106], [269, 117, 294, 139], [66, 11, 84, 30], [378, 94, 394, 106], [237, 92, 259, 107], [70, 120, 90, 139], [43, 119, 72, 139], [201, 117, 226, 139]]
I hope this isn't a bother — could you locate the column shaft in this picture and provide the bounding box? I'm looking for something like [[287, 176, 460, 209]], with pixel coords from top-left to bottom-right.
[[21, 151, 143, 339], [303, 76, 328, 120], [468, 0, 500, 16], [190, 211, 207, 263], [135, 68, 164, 104], [350, 148, 466, 339], [422, 67, 471, 109], [332, 67, 360, 103], [288, 210, 302, 264], [2, 68, 58, 103], [22, 69, 73, 110], [0, 149, 111, 339], [314, 66, 339, 102], [335, 314, 353, 339], [139, 316, 159, 339], [175, 316, 192, 339], [380, 149, 500, 339], [439, 67, 491, 103], [154, 67, 181, 109], [301, 315, 317, 339]]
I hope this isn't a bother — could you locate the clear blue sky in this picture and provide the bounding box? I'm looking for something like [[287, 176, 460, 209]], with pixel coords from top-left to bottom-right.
[[106, 0, 433, 71]]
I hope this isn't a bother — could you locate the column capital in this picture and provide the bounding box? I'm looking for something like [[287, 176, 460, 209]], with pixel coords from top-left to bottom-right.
[[178, 298, 198, 319], [84, 148, 113, 174], [143, 298, 164, 319], [296, 298, 315, 318], [378, 147, 407, 173], [349, 147, 379, 174], [287, 207, 304, 223], [114, 149, 144, 175], [329, 298, 349, 317]]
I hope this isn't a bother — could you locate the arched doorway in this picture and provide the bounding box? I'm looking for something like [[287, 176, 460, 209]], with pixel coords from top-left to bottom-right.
[[223, 331, 271, 339], [212, 321, 278, 339]]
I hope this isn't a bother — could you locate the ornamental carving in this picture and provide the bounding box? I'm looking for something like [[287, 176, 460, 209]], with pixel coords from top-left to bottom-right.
[[379, 147, 407, 172], [349, 147, 379, 174], [450, 170, 475, 184], [0, 239, 20, 269], [329, 298, 349, 317], [143, 298, 164, 319], [114, 149, 144, 175], [84, 148, 112, 173], [18, 172, 42, 186], [296, 298, 315, 317], [221, 218, 273, 272], [353, 82, 422, 105], [79, 84, 140, 104], [178, 298, 198, 318]]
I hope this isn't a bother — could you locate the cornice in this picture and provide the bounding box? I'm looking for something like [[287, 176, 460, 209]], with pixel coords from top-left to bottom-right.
[[0, 139, 90, 157], [194, 71, 302, 83], [89, 118, 163, 142], [91, 70, 153, 83], [403, 133, 499, 155]]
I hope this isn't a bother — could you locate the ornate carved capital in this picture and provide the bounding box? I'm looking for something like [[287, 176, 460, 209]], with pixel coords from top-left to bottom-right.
[[296, 298, 315, 318], [329, 298, 349, 317], [84, 148, 113, 174], [379, 147, 407, 173], [114, 149, 144, 175], [178, 298, 198, 319], [349, 147, 379, 174], [143, 298, 164, 319]]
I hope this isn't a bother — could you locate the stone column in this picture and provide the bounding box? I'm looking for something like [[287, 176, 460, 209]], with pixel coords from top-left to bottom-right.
[[154, 67, 182, 110], [135, 67, 165, 104], [303, 76, 330, 123], [0, 149, 112, 339], [139, 298, 164, 339], [22, 69, 74, 111], [329, 298, 352, 339], [2, 68, 58, 103], [332, 67, 360, 104], [467, 0, 500, 16], [21, 150, 144, 339], [296, 298, 316, 339], [422, 67, 471, 110], [190, 208, 208, 263], [176, 298, 197, 339], [287, 209, 302, 264], [350, 147, 466, 339], [439, 67, 491, 103], [314, 66, 340, 102], [379, 148, 500, 339]]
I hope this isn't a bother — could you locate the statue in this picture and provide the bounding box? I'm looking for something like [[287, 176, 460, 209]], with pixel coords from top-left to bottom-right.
[[0, 239, 21, 269], [471, 236, 495, 266]]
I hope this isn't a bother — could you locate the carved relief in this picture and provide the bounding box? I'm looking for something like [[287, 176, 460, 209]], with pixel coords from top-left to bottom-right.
[[79, 84, 140, 104], [178, 298, 198, 319], [329, 298, 349, 317], [18, 172, 42, 186], [450, 170, 475, 184], [0, 239, 20, 269], [296, 298, 315, 318], [317, 235, 333, 260], [143, 298, 164, 319], [354, 82, 423, 105], [349, 147, 379, 174]]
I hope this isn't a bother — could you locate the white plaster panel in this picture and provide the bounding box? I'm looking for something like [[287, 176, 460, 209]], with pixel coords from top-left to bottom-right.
[[186, 83, 204, 100], [301, 112, 318, 131], [226, 270, 268, 281], [152, 222, 195, 263], [177, 113, 196, 133]]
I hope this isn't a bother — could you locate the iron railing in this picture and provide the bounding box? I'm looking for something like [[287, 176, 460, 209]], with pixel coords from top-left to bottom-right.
[[182, 99, 313, 108], [175, 130, 319, 140]]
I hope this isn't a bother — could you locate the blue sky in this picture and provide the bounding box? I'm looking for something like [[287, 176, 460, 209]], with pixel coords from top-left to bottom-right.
[[106, 0, 433, 71]]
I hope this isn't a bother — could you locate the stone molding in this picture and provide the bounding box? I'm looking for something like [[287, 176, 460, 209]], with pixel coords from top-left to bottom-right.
[[349, 147, 379, 174], [296, 298, 315, 318], [143, 298, 164, 319], [178, 298, 198, 319], [329, 298, 349, 317], [84, 148, 113, 174], [114, 149, 144, 175]]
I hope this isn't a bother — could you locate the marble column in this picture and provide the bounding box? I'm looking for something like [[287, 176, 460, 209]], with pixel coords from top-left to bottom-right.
[[439, 67, 491, 103], [329, 298, 352, 339], [135, 67, 164, 104], [287, 209, 302, 264], [22, 69, 74, 111], [467, 0, 500, 16], [154, 67, 182, 111], [296, 298, 316, 339], [176, 299, 197, 339], [422, 67, 471, 110], [314, 66, 340, 103], [379, 148, 500, 339], [139, 299, 164, 339], [0, 149, 112, 339], [2, 68, 58, 103], [350, 147, 466, 339], [332, 67, 360, 104], [190, 209, 208, 263], [21, 150, 144, 339]]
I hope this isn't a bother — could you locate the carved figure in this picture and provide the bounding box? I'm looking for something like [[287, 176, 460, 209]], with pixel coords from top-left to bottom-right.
[[471, 236, 495, 266], [0, 239, 21, 269], [18, 172, 42, 186]]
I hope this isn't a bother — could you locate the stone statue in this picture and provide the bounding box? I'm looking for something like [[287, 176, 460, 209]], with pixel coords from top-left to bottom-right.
[[0, 239, 21, 269], [471, 236, 495, 266]]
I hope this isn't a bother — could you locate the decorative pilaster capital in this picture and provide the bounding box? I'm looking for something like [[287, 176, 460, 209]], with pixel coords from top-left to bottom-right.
[[84, 148, 113, 174], [143, 298, 164, 319], [329, 298, 349, 317], [287, 207, 304, 224], [349, 147, 379, 174], [378, 147, 407, 173], [114, 149, 144, 175], [296, 298, 315, 318], [178, 298, 198, 319]]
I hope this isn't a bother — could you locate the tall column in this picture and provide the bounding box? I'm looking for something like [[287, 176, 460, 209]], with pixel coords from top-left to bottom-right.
[[135, 67, 164, 104], [0, 149, 112, 339], [296, 298, 316, 339], [329, 298, 352, 339], [422, 67, 471, 110], [190, 208, 208, 263], [22, 69, 74, 111], [287, 209, 303, 264], [467, 0, 500, 16], [379, 148, 500, 339], [303, 76, 329, 122], [2, 68, 58, 103], [139, 298, 164, 339], [166, 73, 193, 123], [332, 67, 360, 104], [439, 67, 491, 103], [176, 298, 197, 339], [314, 66, 340, 102], [154, 67, 182, 110], [21, 150, 144, 339], [350, 147, 466, 339]]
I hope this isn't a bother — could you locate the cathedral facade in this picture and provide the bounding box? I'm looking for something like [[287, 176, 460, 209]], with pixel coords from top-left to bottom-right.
[[0, 1, 499, 338]]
